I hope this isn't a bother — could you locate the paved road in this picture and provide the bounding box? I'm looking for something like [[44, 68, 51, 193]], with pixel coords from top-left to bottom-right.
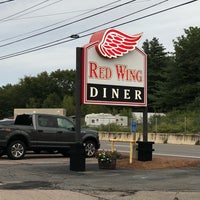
[[100, 141, 200, 159], [0, 143, 200, 199], [153, 143, 200, 159], [0, 154, 200, 200]]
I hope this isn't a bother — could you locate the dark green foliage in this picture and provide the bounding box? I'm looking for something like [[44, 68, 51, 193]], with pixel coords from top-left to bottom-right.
[[148, 110, 200, 134], [171, 27, 200, 110], [142, 37, 168, 112], [142, 27, 200, 112], [94, 123, 130, 132], [0, 69, 76, 118]]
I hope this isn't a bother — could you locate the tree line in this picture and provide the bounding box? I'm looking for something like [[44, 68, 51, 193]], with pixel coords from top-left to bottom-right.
[[0, 26, 199, 119]]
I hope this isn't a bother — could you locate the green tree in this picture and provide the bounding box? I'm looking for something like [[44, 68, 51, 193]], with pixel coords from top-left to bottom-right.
[[0, 84, 25, 118], [50, 69, 75, 97], [171, 26, 200, 110], [62, 95, 75, 116], [42, 93, 61, 108], [142, 38, 168, 112], [119, 107, 132, 118], [19, 72, 53, 107], [26, 97, 41, 108], [0, 69, 76, 118], [19, 69, 75, 108], [81, 104, 110, 116]]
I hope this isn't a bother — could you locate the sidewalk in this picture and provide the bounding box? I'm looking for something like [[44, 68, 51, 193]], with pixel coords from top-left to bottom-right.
[[0, 190, 97, 200], [0, 190, 200, 200]]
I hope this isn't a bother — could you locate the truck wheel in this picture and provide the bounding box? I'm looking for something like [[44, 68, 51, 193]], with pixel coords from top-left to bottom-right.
[[84, 140, 96, 157], [7, 140, 26, 160]]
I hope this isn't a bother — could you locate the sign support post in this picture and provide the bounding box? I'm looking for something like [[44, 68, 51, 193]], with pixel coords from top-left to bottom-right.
[[70, 47, 85, 171], [143, 106, 148, 142], [74, 47, 82, 144]]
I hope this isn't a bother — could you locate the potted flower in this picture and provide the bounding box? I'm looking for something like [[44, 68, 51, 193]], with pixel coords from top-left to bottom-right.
[[95, 150, 119, 169]]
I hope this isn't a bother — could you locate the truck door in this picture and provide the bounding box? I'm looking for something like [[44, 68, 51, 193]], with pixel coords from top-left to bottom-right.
[[36, 115, 58, 146], [55, 116, 76, 146]]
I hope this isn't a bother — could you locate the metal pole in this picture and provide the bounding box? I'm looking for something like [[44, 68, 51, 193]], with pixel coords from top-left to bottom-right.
[[75, 47, 81, 143], [70, 47, 85, 171], [143, 106, 148, 142]]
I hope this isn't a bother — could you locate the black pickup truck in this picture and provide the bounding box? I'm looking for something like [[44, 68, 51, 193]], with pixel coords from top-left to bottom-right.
[[0, 113, 100, 160]]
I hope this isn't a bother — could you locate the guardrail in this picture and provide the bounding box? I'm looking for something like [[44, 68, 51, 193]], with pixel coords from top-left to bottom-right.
[[99, 132, 200, 145]]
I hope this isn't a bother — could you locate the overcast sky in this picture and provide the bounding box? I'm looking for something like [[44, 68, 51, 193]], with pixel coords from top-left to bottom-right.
[[0, 0, 199, 86]]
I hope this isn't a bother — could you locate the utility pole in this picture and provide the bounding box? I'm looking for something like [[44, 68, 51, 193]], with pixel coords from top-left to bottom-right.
[[70, 47, 85, 171]]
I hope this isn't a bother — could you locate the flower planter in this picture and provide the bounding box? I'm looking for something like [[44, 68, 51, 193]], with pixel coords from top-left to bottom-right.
[[98, 159, 116, 169]]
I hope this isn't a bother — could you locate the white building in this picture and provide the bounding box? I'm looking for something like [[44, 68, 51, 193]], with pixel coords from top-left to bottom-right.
[[85, 113, 128, 127], [14, 108, 66, 119]]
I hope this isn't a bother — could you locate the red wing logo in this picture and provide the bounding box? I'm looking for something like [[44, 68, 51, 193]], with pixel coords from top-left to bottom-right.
[[90, 29, 142, 58]]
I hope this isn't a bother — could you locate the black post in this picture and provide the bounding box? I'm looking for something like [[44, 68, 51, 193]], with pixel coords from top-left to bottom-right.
[[70, 47, 85, 171], [137, 106, 154, 162], [143, 106, 148, 142], [74, 47, 82, 144]]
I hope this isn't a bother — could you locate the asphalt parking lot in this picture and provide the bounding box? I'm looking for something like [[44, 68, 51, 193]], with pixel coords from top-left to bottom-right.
[[0, 154, 200, 200]]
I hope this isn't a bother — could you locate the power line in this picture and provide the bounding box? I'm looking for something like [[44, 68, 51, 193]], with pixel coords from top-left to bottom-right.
[[77, 0, 168, 36], [0, 0, 198, 60], [0, 0, 195, 60], [0, 0, 52, 22], [0, 0, 170, 59], [0, 0, 14, 4], [113, 0, 199, 28], [4, 8, 94, 21], [1, 0, 64, 22], [2, 0, 152, 21], [0, 0, 122, 44], [0, 0, 135, 47]]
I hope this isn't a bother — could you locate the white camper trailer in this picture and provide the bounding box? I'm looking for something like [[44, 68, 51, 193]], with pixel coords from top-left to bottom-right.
[[85, 113, 128, 127]]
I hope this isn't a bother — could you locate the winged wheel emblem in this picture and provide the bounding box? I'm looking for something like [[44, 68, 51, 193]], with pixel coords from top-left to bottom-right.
[[90, 29, 142, 58]]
